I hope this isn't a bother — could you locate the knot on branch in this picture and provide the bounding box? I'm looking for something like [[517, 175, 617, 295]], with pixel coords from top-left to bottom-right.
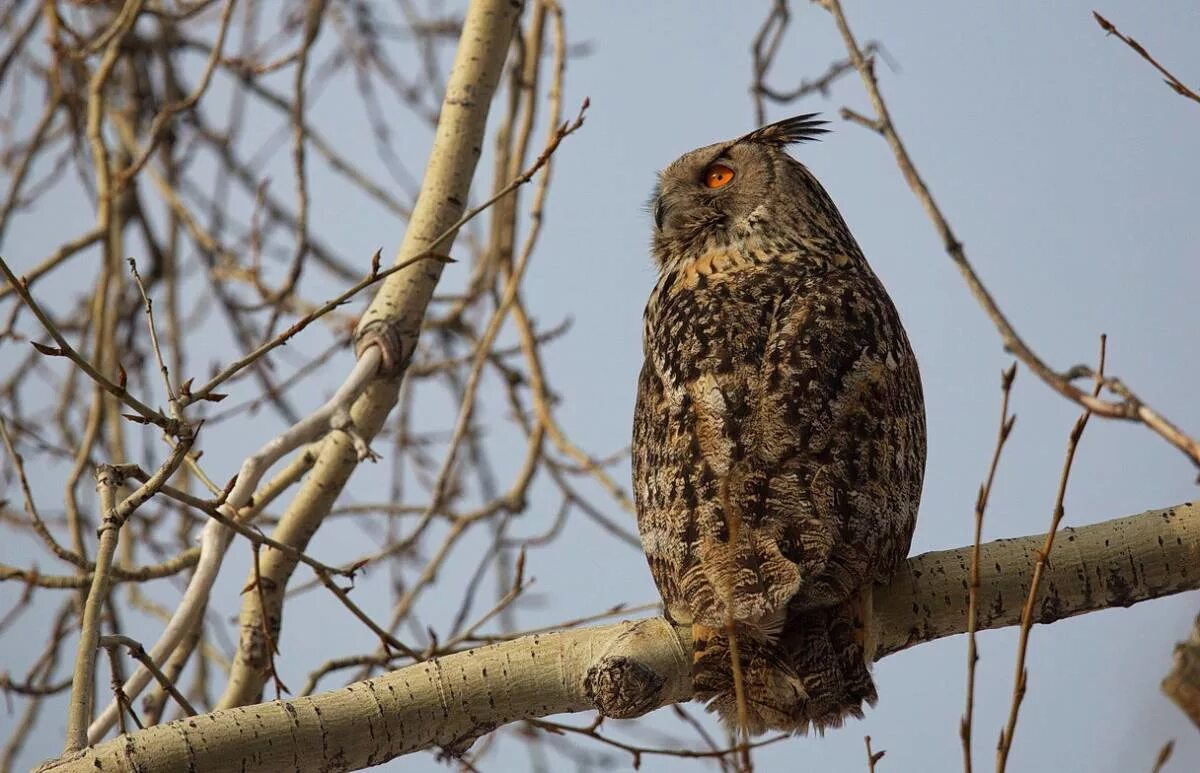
[[330, 408, 379, 462], [354, 318, 410, 378], [582, 618, 691, 719], [584, 655, 668, 719]]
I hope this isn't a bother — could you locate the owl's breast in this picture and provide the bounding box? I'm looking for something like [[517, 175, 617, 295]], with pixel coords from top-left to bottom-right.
[[644, 265, 795, 389]]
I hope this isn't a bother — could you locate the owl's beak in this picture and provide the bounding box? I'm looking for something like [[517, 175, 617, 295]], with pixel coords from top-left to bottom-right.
[[653, 196, 669, 231]]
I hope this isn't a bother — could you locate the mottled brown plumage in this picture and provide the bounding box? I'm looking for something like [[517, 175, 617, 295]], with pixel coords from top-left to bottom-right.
[[632, 114, 926, 734]]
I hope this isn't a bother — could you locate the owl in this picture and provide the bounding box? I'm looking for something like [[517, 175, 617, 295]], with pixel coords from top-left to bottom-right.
[[632, 114, 926, 735]]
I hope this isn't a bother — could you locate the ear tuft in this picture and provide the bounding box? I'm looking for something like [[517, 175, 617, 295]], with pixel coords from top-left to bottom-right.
[[739, 113, 830, 147]]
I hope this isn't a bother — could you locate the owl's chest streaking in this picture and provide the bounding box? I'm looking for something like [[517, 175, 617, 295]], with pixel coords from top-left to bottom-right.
[[642, 254, 802, 389]]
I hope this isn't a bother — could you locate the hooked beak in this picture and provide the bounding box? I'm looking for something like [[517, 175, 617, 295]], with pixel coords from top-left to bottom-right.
[[653, 196, 668, 231]]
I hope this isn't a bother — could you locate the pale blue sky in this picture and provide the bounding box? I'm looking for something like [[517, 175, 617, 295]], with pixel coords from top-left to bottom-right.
[[2, 2, 1198, 771]]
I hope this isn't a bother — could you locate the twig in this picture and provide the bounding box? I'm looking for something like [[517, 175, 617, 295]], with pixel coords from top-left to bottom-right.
[[467, 602, 661, 644], [116, 0, 239, 185], [0, 414, 88, 569], [312, 566, 419, 659], [749, 0, 789, 125], [995, 338, 1105, 772], [528, 718, 788, 768], [758, 44, 883, 105], [100, 644, 141, 735], [0, 84, 62, 245], [865, 736, 885, 772], [258, 0, 325, 336], [0, 228, 104, 301], [97, 635, 197, 718], [1150, 739, 1174, 773], [1092, 12, 1200, 105], [128, 474, 350, 580], [0, 257, 181, 434], [127, 259, 178, 409], [0, 603, 73, 770], [961, 364, 1017, 773]]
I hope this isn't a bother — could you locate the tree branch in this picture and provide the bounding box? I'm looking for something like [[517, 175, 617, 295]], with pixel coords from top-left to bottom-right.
[[1092, 12, 1200, 106], [40, 502, 1198, 773]]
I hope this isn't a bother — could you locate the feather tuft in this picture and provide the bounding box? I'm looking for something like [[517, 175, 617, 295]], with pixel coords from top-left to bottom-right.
[[739, 113, 830, 147]]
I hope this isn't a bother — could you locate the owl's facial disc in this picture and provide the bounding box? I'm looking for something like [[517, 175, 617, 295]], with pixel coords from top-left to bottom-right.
[[652, 141, 755, 240], [648, 114, 842, 272]]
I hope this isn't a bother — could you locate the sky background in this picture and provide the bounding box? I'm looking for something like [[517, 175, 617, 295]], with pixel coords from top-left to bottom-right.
[[2, 1, 1198, 771]]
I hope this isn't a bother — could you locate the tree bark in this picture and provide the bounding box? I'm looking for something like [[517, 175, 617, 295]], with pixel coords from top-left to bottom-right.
[[40, 502, 1198, 773]]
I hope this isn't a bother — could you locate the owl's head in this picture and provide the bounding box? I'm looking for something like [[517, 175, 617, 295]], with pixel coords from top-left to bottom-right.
[[649, 114, 857, 271]]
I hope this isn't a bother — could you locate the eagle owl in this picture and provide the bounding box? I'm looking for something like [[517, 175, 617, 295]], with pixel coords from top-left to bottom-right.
[[632, 114, 926, 734]]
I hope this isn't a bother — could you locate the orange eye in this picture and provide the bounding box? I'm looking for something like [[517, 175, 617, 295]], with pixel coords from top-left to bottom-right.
[[704, 164, 735, 189]]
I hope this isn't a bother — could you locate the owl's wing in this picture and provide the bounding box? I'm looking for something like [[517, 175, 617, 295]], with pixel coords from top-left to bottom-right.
[[753, 273, 926, 611], [633, 359, 691, 623], [636, 355, 804, 633]]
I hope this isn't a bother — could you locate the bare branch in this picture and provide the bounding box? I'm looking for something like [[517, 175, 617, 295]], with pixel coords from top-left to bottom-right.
[[961, 364, 1016, 773], [997, 340, 1104, 771]]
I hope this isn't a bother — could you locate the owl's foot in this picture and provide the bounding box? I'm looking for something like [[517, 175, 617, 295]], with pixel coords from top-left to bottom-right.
[[692, 600, 877, 735]]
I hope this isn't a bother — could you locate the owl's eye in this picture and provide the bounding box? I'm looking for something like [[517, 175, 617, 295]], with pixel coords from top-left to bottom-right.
[[703, 164, 735, 189]]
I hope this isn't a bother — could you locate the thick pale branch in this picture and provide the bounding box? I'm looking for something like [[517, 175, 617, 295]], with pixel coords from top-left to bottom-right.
[[40, 503, 1198, 773]]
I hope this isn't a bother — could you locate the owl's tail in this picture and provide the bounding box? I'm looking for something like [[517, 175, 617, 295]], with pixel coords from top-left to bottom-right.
[[691, 588, 877, 735]]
